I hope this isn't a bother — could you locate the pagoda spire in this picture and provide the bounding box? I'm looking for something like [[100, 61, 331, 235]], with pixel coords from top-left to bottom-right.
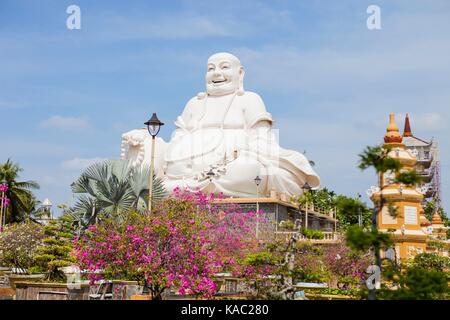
[[403, 113, 412, 137], [384, 113, 403, 144]]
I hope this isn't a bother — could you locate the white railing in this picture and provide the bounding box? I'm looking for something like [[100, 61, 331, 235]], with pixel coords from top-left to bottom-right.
[[299, 204, 336, 219], [274, 231, 339, 242]]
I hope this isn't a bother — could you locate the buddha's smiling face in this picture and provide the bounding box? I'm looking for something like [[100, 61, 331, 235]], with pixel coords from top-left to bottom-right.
[[205, 53, 243, 96]]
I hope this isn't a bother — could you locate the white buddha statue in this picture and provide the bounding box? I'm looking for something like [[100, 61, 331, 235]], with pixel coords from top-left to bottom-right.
[[121, 52, 320, 197]]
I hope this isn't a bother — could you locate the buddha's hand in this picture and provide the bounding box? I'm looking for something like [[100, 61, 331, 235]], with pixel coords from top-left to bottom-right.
[[121, 129, 148, 166]]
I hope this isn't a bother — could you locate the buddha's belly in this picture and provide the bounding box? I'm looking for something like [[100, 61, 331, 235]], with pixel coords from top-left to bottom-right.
[[165, 129, 249, 178]]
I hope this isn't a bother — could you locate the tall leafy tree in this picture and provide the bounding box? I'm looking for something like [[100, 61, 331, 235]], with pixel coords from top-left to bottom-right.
[[334, 195, 372, 230], [292, 188, 372, 230], [0, 159, 40, 223]]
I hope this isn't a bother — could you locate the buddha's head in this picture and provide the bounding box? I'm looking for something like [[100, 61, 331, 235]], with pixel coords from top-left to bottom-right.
[[205, 52, 244, 96]]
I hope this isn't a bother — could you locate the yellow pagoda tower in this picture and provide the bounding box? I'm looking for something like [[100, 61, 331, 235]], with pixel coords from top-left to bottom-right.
[[371, 113, 428, 260]]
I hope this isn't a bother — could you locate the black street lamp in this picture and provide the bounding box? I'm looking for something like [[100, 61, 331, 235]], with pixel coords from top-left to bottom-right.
[[144, 113, 164, 212], [254, 176, 262, 238], [206, 169, 215, 183], [144, 113, 164, 138], [358, 193, 362, 227], [0, 180, 7, 232], [254, 175, 262, 187]]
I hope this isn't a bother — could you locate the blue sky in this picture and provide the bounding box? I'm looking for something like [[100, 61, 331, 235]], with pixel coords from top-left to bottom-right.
[[1, 0, 449, 214]]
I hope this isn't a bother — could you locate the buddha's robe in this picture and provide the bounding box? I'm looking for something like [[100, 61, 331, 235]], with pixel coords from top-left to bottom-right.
[[162, 91, 320, 197]]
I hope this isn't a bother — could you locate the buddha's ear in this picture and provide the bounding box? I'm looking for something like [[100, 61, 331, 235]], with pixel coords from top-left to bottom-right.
[[237, 66, 245, 96]]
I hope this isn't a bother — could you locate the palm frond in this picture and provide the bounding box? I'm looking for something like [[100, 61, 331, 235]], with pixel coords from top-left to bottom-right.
[[13, 180, 40, 190]]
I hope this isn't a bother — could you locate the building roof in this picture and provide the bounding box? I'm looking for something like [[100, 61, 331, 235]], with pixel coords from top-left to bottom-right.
[[403, 136, 431, 147], [401, 114, 431, 147]]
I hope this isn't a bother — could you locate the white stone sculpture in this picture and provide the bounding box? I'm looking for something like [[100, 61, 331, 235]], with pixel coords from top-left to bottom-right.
[[121, 52, 320, 197]]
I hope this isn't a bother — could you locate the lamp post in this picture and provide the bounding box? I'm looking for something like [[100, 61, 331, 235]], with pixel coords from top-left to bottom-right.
[[357, 193, 362, 227], [302, 182, 312, 230], [206, 169, 215, 184], [254, 176, 262, 238], [254, 176, 261, 211], [144, 113, 164, 213], [0, 191, 3, 232], [205, 169, 215, 212], [0, 181, 7, 232]]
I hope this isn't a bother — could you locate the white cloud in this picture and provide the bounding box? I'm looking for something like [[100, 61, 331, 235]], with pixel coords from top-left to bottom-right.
[[61, 157, 107, 171], [41, 116, 90, 131]]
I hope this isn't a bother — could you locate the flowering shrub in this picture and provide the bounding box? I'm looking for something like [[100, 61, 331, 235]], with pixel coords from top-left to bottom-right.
[[74, 189, 260, 299], [0, 221, 45, 272], [0, 184, 8, 193], [322, 243, 372, 287], [242, 240, 372, 298], [0, 183, 10, 220], [0, 197, 10, 207]]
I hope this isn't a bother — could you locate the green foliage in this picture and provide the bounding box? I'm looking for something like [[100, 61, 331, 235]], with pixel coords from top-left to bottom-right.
[[292, 188, 372, 231], [395, 170, 422, 186], [0, 221, 45, 272], [387, 204, 398, 219], [413, 253, 450, 272], [32, 217, 77, 282], [69, 159, 167, 228], [304, 287, 360, 297], [244, 251, 276, 266], [379, 265, 449, 300], [278, 220, 295, 230], [427, 241, 446, 249], [345, 226, 392, 252], [358, 145, 401, 174], [424, 201, 437, 222], [0, 159, 40, 223], [242, 239, 372, 299], [293, 188, 336, 211], [302, 229, 325, 240], [334, 195, 372, 230]]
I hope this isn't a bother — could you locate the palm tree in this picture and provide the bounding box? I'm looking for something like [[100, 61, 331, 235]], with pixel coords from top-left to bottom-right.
[[0, 159, 40, 223], [69, 159, 166, 227], [21, 195, 47, 222]]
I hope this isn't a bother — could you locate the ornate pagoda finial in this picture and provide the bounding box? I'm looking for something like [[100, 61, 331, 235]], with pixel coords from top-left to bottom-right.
[[403, 113, 412, 137], [384, 113, 403, 144], [432, 211, 443, 225]]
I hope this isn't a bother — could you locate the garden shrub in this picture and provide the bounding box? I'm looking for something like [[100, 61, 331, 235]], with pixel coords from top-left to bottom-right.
[[31, 216, 77, 281], [0, 221, 45, 273]]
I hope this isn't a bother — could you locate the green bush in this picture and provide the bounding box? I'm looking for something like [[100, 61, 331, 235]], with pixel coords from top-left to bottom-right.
[[302, 229, 324, 240], [0, 221, 45, 273], [305, 287, 360, 297], [32, 216, 76, 282], [380, 266, 449, 300], [413, 253, 450, 272]]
